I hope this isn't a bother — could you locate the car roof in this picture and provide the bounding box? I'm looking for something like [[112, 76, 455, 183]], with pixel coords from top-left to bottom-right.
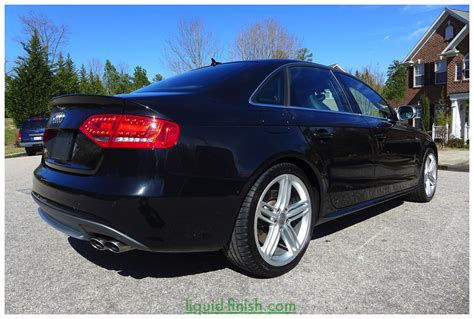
[[214, 59, 333, 70]]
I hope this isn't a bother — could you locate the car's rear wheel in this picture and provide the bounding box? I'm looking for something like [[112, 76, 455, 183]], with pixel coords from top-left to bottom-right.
[[405, 149, 437, 202], [224, 163, 317, 277]]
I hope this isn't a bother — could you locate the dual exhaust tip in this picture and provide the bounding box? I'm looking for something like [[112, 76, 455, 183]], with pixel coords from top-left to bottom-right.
[[90, 237, 134, 253]]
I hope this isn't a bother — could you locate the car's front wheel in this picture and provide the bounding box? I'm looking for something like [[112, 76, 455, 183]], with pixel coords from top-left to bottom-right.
[[405, 149, 437, 202], [224, 163, 317, 277]]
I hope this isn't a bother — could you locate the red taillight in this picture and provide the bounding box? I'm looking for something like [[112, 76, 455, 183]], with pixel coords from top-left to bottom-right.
[[79, 114, 180, 149], [17, 131, 21, 141], [43, 129, 57, 143]]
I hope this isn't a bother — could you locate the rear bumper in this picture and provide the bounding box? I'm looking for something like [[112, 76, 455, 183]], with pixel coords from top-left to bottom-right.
[[19, 142, 43, 147], [33, 192, 150, 250], [32, 163, 242, 252]]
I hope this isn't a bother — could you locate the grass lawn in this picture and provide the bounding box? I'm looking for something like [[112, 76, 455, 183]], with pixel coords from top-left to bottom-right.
[[5, 118, 18, 145], [5, 144, 25, 155], [5, 118, 25, 156]]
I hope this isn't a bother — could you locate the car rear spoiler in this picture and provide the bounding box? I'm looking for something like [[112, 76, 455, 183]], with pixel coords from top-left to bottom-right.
[[51, 94, 151, 112]]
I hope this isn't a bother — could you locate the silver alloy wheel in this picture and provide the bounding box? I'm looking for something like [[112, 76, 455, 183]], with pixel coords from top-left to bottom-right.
[[424, 153, 437, 197], [254, 174, 312, 267]]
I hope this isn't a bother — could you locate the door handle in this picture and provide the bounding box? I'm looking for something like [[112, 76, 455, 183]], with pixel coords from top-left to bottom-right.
[[374, 133, 386, 141], [313, 129, 334, 140]]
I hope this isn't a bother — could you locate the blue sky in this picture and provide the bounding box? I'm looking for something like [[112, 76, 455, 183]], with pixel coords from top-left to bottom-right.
[[5, 4, 469, 79]]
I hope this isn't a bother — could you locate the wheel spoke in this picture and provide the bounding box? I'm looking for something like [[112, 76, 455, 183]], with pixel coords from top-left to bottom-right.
[[281, 224, 300, 254], [428, 159, 436, 172], [275, 175, 292, 211], [428, 174, 436, 185], [425, 179, 431, 195], [262, 225, 280, 257], [287, 200, 309, 222]]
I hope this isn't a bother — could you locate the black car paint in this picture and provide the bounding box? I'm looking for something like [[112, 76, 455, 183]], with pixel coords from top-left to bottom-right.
[[32, 60, 436, 252]]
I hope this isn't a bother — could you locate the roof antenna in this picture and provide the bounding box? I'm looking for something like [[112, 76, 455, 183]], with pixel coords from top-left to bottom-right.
[[211, 58, 221, 67]]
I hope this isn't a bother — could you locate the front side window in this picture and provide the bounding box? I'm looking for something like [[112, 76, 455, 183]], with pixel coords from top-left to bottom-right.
[[254, 70, 285, 105], [288, 67, 350, 113], [456, 62, 463, 81], [464, 53, 470, 79], [414, 64, 424, 87], [337, 73, 391, 119], [435, 60, 447, 84]]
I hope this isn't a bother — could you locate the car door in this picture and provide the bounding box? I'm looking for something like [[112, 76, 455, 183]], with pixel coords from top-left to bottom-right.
[[335, 73, 422, 196], [285, 65, 377, 211]]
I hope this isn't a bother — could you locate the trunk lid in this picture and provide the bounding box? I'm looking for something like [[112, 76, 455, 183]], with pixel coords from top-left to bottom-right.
[[43, 94, 161, 175]]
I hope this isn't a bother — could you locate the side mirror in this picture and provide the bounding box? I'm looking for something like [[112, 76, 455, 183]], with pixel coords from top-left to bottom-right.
[[398, 105, 417, 121]]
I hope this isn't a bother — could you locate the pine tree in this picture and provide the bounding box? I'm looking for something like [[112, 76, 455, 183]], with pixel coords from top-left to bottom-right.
[[103, 59, 120, 95], [383, 60, 407, 102], [153, 73, 164, 82], [7, 29, 53, 127], [296, 48, 313, 62], [78, 64, 90, 93], [52, 52, 79, 96], [132, 66, 150, 90], [88, 70, 106, 95]]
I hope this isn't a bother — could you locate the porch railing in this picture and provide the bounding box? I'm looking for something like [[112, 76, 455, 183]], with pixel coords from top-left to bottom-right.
[[432, 123, 449, 143]]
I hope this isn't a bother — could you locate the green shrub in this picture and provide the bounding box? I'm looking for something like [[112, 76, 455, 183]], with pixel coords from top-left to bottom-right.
[[420, 95, 430, 132], [446, 138, 466, 148]]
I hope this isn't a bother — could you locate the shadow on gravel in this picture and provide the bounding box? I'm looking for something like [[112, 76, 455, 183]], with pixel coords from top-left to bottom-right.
[[69, 198, 404, 279], [68, 237, 231, 279], [312, 198, 404, 240]]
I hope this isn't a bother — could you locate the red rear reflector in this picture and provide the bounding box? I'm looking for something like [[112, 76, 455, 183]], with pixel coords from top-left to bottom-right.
[[79, 114, 180, 149], [18, 131, 21, 141]]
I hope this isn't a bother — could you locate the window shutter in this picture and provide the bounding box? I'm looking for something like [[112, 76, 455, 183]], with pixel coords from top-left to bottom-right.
[[429, 62, 435, 85], [424, 63, 430, 85], [408, 66, 414, 88]]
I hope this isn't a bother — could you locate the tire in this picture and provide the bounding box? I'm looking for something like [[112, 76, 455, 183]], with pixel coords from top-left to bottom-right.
[[405, 149, 437, 203], [224, 163, 318, 278], [25, 147, 37, 156]]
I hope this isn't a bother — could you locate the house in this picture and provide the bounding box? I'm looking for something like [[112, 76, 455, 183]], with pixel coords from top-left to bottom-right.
[[397, 8, 469, 140]]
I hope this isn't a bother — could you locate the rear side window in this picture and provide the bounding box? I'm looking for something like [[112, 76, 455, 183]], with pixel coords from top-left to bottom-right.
[[336, 73, 391, 119], [253, 70, 285, 105], [289, 67, 350, 112], [22, 119, 48, 130]]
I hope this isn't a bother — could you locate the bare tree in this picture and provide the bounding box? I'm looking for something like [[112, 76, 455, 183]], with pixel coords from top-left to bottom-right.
[[232, 19, 301, 60], [88, 58, 103, 77], [353, 65, 385, 94], [164, 18, 220, 74], [20, 12, 68, 65]]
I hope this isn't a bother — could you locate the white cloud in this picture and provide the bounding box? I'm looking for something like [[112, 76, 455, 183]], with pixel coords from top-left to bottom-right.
[[401, 5, 440, 13], [407, 26, 429, 40], [383, 35, 390, 41]]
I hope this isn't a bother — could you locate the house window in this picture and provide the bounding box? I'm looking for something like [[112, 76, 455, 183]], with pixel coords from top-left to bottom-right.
[[414, 64, 424, 87], [464, 53, 469, 79], [445, 23, 454, 40], [435, 60, 447, 84], [456, 62, 463, 81]]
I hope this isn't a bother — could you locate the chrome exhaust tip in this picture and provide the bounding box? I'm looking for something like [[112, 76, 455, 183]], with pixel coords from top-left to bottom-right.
[[104, 240, 134, 253], [90, 238, 106, 250]]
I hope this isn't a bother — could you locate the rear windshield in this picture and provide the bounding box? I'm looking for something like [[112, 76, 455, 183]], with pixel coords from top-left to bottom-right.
[[134, 62, 254, 93], [22, 119, 48, 130]]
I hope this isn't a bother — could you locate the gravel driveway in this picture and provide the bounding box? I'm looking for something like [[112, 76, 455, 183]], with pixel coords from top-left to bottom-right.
[[5, 155, 469, 314]]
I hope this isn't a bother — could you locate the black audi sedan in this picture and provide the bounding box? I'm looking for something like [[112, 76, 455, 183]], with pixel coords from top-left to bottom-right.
[[32, 59, 437, 277]]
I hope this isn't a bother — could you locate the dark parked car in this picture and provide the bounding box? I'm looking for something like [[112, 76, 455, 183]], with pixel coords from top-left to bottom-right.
[[32, 60, 437, 277], [18, 116, 49, 156]]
